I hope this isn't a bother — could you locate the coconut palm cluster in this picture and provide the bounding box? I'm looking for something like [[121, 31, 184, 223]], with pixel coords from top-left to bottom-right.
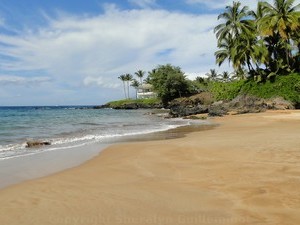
[[215, 0, 300, 82]]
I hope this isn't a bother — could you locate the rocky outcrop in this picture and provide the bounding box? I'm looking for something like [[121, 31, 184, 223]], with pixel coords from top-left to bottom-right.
[[229, 95, 294, 114], [26, 140, 51, 148], [113, 103, 139, 110], [169, 105, 208, 117], [169, 94, 295, 118], [93, 105, 110, 109], [265, 97, 295, 110], [168, 92, 213, 117], [95, 102, 163, 110], [229, 95, 268, 114], [208, 101, 229, 117]]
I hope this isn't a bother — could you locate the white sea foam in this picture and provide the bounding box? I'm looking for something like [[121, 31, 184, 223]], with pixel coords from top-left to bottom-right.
[[0, 107, 208, 160]]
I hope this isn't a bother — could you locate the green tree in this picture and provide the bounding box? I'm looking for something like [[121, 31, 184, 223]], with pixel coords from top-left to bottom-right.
[[206, 69, 219, 81], [135, 70, 145, 85], [118, 74, 127, 99], [215, 35, 233, 67], [146, 69, 157, 83], [232, 31, 259, 73], [258, 0, 300, 71], [148, 64, 191, 106], [214, 1, 254, 43], [195, 76, 206, 84], [250, 2, 277, 75], [124, 73, 133, 99], [221, 71, 231, 82], [214, 1, 255, 73], [130, 79, 140, 99], [214, 0, 300, 78]]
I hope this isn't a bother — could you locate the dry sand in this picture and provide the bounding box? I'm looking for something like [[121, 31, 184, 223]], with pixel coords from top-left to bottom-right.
[[0, 110, 300, 225]]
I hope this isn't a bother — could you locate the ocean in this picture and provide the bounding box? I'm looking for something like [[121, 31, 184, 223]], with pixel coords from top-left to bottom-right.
[[0, 106, 204, 160]]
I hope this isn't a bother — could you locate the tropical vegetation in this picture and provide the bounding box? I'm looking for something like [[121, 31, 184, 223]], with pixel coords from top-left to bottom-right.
[[118, 74, 133, 99], [115, 0, 300, 108], [105, 98, 161, 108], [147, 64, 194, 106], [214, 0, 300, 81], [117, 65, 195, 105]]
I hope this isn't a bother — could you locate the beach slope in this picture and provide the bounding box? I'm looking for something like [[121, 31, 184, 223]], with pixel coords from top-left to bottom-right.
[[1, 111, 300, 225]]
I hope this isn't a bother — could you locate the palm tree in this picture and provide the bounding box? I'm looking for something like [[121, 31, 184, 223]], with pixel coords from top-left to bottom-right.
[[146, 69, 156, 84], [206, 69, 219, 81], [215, 35, 233, 67], [258, 0, 300, 69], [118, 74, 127, 99], [124, 73, 133, 99], [249, 3, 273, 73], [135, 70, 145, 97], [231, 67, 247, 80], [130, 79, 140, 99], [221, 71, 231, 82], [259, 0, 300, 39], [214, 1, 255, 74], [232, 31, 262, 74], [215, 1, 300, 77], [250, 1, 265, 21], [214, 1, 254, 43], [135, 70, 145, 85], [195, 76, 206, 84]]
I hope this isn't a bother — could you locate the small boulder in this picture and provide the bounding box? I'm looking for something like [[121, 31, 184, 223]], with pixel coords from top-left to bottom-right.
[[113, 103, 139, 109], [266, 97, 295, 110], [229, 95, 267, 114], [26, 140, 51, 148], [208, 103, 229, 117], [169, 104, 208, 117]]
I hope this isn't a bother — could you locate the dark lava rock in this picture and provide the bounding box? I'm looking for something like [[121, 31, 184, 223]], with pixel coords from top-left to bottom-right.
[[26, 141, 51, 148], [93, 105, 107, 109], [169, 104, 208, 117], [229, 95, 267, 114], [208, 101, 229, 117], [113, 103, 139, 110], [265, 97, 295, 110]]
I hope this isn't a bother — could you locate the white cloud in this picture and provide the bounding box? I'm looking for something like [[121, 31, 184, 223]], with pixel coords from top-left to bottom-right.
[[0, 7, 219, 91], [2, 1, 300, 105], [0, 75, 52, 86], [83, 76, 120, 88]]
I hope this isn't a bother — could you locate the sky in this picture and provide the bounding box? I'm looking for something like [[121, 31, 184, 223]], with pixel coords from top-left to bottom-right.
[[0, 0, 297, 106]]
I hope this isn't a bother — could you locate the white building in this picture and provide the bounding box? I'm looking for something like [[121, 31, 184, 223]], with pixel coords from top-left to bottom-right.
[[137, 84, 157, 99]]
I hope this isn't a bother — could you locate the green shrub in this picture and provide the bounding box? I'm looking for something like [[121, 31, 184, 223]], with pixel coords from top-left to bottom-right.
[[106, 98, 161, 108], [241, 73, 300, 104], [206, 73, 300, 104], [208, 80, 245, 101], [148, 64, 192, 106]]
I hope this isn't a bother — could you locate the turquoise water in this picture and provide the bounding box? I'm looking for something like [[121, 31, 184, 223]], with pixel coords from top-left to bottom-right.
[[0, 106, 195, 160]]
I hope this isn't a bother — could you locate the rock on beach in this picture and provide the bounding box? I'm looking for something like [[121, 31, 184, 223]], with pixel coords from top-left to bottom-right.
[[26, 141, 51, 148]]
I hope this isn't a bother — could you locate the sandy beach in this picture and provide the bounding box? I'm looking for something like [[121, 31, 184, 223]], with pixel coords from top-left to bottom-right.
[[0, 110, 300, 225]]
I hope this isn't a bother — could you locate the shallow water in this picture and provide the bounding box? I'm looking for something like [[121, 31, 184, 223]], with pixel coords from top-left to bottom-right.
[[0, 106, 208, 160]]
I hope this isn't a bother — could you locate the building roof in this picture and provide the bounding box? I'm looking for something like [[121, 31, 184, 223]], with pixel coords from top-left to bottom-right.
[[138, 84, 153, 89]]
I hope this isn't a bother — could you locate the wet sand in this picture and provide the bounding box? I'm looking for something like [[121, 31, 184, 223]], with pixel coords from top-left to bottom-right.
[[0, 122, 213, 189], [0, 110, 300, 225], [0, 143, 109, 189]]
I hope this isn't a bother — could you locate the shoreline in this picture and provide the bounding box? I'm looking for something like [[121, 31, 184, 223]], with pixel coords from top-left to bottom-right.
[[0, 119, 213, 189], [1, 110, 300, 225], [0, 142, 109, 189]]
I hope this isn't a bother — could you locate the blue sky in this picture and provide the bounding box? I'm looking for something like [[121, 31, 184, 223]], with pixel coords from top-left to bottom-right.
[[0, 0, 293, 106]]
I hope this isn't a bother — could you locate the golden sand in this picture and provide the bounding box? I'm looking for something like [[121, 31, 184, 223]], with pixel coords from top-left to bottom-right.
[[0, 110, 300, 225]]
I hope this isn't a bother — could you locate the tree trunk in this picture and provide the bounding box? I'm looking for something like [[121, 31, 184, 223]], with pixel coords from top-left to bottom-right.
[[127, 81, 130, 99], [123, 82, 127, 99]]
